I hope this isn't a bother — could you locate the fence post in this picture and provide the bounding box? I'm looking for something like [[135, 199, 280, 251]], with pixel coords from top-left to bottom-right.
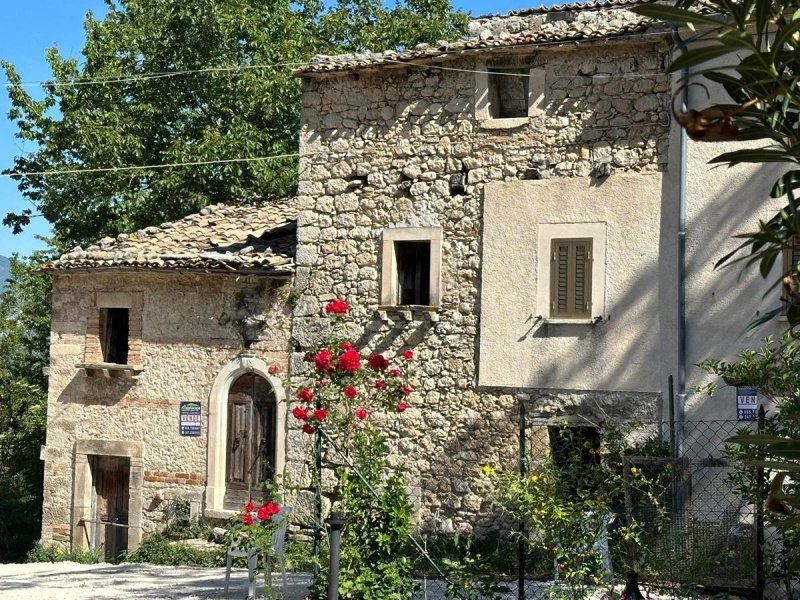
[[327, 511, 344, 600], [313, 418, 323, 578], [756, 405, 765, 600], [518, 402, 526, 600]]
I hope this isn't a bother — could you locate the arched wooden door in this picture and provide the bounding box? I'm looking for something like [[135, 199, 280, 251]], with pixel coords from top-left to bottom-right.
[[224, 373, 277, 509]]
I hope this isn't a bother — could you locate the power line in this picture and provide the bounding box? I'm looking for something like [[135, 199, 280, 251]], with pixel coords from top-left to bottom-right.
[[0, 29, 675, 89], [0, 151, 316, 179], [0, 62, 307, 89]]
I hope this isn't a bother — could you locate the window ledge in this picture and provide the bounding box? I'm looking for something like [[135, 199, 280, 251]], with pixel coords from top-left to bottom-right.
[[76, 362, 144, 378], [376, 305, 440, 322], [543, 318, 602, 326], [478, 117, 529, 130]]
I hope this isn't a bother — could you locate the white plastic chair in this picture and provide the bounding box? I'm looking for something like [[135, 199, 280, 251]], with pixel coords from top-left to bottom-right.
[[224, 506, 293, 599]]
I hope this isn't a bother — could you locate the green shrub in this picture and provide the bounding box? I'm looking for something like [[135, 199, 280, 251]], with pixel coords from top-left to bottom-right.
[[124, 534, 225, 567], [26, 542, 99, 564]]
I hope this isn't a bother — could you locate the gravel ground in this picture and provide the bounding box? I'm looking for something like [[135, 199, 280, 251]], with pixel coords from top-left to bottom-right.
[[0, 562, 312, 599]]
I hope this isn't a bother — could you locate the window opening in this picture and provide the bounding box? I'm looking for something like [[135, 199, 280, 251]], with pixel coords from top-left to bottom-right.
[[550, 239, 593, 319], [100, 308, 129, 364], [395, 241, 431, 305], [489, 68, 529, 119]]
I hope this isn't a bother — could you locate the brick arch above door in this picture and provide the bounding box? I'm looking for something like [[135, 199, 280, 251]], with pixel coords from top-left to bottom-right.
[[204, 356, 287, 516]]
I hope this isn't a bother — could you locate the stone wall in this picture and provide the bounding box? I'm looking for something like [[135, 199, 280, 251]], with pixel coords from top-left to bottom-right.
[[41, 270, 292, 547], [292, 38, 670, 532]]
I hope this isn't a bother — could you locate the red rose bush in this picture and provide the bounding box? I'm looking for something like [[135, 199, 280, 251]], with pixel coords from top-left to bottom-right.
[[287, 298, 416, 438]]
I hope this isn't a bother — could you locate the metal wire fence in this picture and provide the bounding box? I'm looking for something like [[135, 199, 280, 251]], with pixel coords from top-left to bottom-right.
[[309, 407, 793, 600]]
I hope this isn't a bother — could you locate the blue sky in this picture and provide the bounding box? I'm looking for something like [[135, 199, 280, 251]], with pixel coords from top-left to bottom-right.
[[0, 0, 550, 257]]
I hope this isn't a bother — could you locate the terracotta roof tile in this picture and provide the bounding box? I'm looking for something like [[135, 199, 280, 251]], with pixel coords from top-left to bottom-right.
[[296, 3, 661, 75], [44, 199, 297, 275]]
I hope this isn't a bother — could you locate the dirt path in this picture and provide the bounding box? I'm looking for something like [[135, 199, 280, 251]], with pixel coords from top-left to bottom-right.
[[0, 562, 311, 599]]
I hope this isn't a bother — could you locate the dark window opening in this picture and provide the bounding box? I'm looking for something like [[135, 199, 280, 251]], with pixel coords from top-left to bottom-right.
[[489, 68, 529, 119], [395, 241, 431, 306], [548, 425, 601, 498], [100, 308, 129, 365]]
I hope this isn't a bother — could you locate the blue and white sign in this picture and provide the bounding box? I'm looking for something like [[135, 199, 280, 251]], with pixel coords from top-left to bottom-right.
[[736, 386, 758, 422], [179, 401, 202, 436]]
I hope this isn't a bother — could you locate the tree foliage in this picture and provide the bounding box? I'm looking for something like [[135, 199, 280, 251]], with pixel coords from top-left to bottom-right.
[[2, 0, 467, 249], [0, 254, 51, 561]]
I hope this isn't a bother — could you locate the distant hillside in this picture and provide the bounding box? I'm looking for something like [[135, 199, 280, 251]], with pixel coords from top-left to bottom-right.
[[0, 256, 9, 289]]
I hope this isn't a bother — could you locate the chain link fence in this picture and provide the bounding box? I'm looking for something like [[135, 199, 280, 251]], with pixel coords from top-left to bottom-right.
[[309, 407, 794, 600]]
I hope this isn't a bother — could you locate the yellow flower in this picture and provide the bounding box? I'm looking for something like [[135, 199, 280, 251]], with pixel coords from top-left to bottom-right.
[[481, 465, 495, 477], [629, 467, 638, 475], [528, 474, 540, 484]]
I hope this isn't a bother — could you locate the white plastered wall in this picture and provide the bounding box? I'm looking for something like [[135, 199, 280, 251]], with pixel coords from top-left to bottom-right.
[[479, 173, 663, 392]]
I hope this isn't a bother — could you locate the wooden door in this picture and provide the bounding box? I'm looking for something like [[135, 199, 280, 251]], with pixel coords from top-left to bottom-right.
[[224, 374, 277, 510], [227, 399, 250, 487], [91, 455, 130, 562]]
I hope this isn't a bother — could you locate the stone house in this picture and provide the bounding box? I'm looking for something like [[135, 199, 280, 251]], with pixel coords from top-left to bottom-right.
[[39, 0, 785, 556]]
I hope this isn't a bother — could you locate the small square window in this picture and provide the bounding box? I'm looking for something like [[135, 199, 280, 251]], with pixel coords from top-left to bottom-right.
[[100, 308, 129, 364], [395, 241, 431, 306], [489, 68, 529, 119]]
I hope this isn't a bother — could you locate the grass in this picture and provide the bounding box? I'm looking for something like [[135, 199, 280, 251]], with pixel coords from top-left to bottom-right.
[[26, 542, 100, 564]]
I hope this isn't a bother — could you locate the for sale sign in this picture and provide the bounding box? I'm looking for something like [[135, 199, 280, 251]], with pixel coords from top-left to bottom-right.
[[179, 401, 202, 436], [736, 386, 758, 422]]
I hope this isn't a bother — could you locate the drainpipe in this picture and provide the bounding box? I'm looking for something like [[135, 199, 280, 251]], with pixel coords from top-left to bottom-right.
[[672, 26, 689, 458]]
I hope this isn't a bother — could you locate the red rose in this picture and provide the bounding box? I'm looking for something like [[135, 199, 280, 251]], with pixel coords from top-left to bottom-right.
[[340, 342, 353, 350], [397, 401, 409, 413], [402, 350, 414, 360], [401, 385, 412, 395], [257, 505, 270, 520], [266, 501, 280, 516], [302, 423, 315, 434], [337, 348, 361, 373], [242, 513, 253, 526], [375, 380, 386, 390], [292, 407, 309, 421], [268, 363, 280, 375], [296, 387, 313, 402], [244, 501, 255, 513], [354, 407, 367, 421], [313, 409, 328, 421], [389, 369, 400, 378], [315, 349, 332, 371], [325, 299, 348, 315], [343, 386, 357, 399], [368, 354, 389, 371]]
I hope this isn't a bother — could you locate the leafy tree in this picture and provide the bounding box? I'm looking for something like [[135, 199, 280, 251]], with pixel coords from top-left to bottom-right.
[[0, 254, 51, 561], [2, 0, 467, 249]]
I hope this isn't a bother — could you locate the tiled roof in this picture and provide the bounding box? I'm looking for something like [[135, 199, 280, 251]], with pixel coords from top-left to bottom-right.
[[476, 0, 646, 18], [297, 2, 659, 75], [44, 199, 297, 275]]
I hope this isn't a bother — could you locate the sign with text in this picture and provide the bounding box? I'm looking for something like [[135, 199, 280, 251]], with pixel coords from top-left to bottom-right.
[[179, 401, 202, 436], [736, 386, 758, 422]]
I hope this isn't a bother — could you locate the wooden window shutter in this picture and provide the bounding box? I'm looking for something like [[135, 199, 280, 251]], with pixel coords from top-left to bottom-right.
[[550, 239, 593, 318]]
